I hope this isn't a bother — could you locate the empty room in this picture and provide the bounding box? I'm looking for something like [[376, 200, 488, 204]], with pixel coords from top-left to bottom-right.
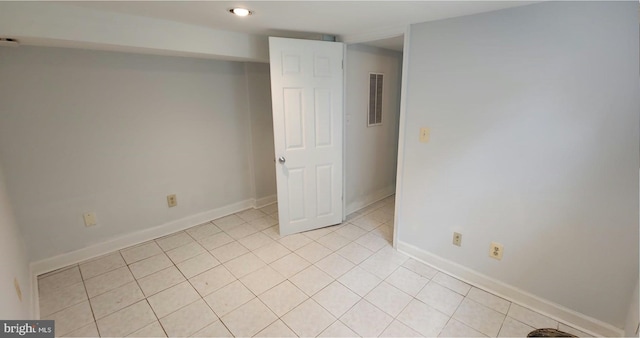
[[0, 1, 638, 337]]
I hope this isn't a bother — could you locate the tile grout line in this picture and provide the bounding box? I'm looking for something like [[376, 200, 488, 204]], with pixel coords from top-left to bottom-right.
[[364, 260, 436, 336], [77, 264, 98, 337], [37, 279, 86, 320], [155, 238, 213, 326], [244, 241, 358, 336], [436, 285, 469, 337], [315, 254, 382, 335], [495, 302, 515, 337], [87, 251, 142, 336], [120, 248, 166, 338], [82, 255, 102, 336], [98, 205, 364, 334], [46, 195, 550, 338]]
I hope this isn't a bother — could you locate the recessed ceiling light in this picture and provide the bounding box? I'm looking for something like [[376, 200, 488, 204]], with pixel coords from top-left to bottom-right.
[[0, 38, 20, 47], [229, 8, 252, 17]]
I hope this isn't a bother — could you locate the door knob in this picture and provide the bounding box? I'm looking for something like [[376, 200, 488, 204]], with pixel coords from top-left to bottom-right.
[[278, 157, 286, 164]]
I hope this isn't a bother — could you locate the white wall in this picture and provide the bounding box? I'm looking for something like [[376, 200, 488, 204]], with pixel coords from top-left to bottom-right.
[[0, 163, 32, 319], [245, 63, 277, 204], [0, 47, 257, 262], [398, 1, 638, 330], [345, 44, 402, 213]]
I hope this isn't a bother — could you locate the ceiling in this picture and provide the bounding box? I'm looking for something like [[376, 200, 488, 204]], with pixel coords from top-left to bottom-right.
[[364, 35, 404, 52], [65, 1, 536, 47]]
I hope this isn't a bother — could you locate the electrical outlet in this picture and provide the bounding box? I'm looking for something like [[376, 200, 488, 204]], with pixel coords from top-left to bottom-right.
[[167, 194, 177, 208], [419, 127, 430, 143], [452, 232, 462, 246], [14, 277, 22, 301], [489, 242, 504, 260], [83, 212, 97, 227]]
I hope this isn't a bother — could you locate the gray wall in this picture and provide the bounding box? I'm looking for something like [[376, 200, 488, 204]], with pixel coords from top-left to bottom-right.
[[398, 1, 638, 328], [245, 63, 277, 202], [0, 163, 31, 319], [625, 278, 639, 336], [0, 47, 256, 261], [0, 43, 403, 265], [345, 44, 402, 213]]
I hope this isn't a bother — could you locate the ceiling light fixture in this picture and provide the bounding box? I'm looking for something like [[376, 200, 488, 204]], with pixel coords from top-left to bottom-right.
[[229, 8, 252, 17], [0, 38, 20, 47]]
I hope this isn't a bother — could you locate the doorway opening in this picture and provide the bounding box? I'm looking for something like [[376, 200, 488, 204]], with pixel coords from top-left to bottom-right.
[[342, 34, 404, 247], [264, 34, 405, 249]]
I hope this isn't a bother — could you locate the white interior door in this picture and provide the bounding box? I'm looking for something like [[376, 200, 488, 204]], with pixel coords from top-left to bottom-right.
[[269, 37, 344, 236]]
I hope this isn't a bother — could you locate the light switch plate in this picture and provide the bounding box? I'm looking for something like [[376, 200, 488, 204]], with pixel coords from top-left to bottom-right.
[[83, 212, 97, 227], [420, 127, 430, 143]]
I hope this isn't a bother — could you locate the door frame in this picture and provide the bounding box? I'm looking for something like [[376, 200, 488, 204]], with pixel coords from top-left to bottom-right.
[[342, 46, 348, 222], [391, 26, 411, 249], [340, 26, 410, 249]]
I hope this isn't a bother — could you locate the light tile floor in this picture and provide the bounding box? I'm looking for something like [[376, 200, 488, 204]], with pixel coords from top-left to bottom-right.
[[39, 196, 591, 337]]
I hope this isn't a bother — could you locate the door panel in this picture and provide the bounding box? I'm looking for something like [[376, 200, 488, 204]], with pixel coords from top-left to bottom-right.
[[314, 88, 333, 147], [269, 37, 344, 236], [316, 164, 333, 216], [287, 168, 306, 222], [283, 88, 304, 149]]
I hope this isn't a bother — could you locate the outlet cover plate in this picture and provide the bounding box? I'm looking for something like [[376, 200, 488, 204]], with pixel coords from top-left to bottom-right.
[[167, 194, 177, 208], [453, 232, 462, 246], [490, 242, 504, 260]]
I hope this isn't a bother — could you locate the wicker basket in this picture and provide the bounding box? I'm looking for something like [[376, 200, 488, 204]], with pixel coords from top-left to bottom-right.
[[527, 328, 577, 337]]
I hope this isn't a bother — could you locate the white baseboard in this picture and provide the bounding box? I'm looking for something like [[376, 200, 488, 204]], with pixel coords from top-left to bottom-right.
[[254, 194, 276, 209], [397, 241, 623, 337], [30, 267, 39, 320], [30, 199, 255, 277], [346, 185, 395, 215], [31, 198, 270, 319], [28, 195, 285, 319]]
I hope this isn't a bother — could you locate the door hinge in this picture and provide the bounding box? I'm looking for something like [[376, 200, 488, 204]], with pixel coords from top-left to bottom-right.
[[341, 60, 344, 69]]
